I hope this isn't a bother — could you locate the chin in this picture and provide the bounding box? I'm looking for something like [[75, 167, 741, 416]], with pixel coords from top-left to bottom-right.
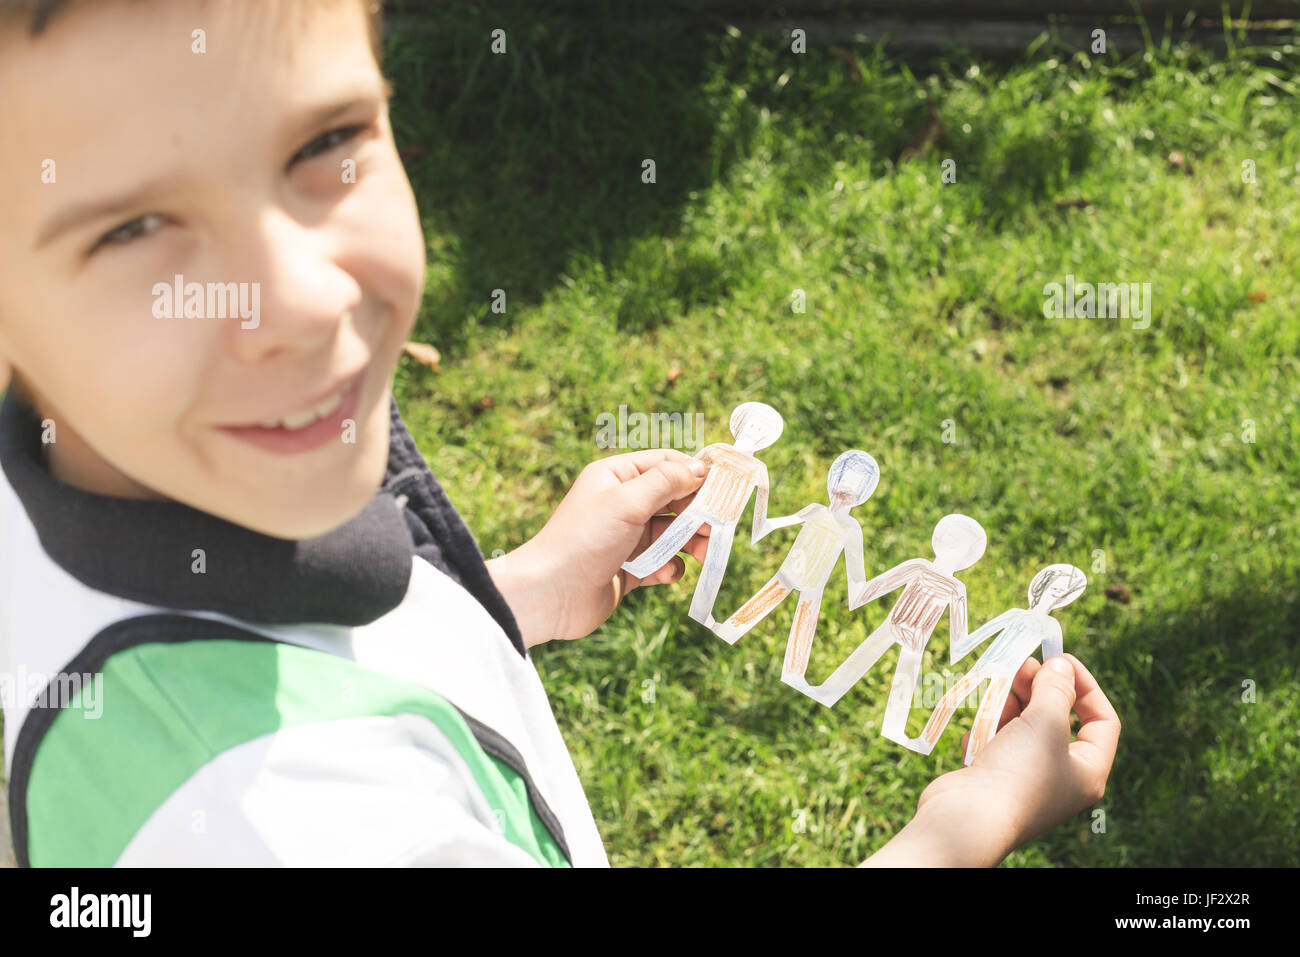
[[244, 476, 381, 540], [296, 493, 373, 539], [234, 441, 391, 541]]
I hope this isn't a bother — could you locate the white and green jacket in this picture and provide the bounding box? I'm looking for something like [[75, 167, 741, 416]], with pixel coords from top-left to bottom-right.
[[0, 394, 609, 867]]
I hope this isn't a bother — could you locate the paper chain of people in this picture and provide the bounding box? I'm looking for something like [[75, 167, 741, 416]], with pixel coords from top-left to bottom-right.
[[621, 401, 1088, 765]]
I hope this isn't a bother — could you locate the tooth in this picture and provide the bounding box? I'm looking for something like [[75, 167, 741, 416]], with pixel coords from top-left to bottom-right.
[[279, 407, 320, 430], [312, 389, 344, 419], [257, 384, 348, 431]]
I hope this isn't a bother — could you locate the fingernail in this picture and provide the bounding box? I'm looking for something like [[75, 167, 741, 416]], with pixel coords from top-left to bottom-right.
[[1047, 657, 1072, 676]]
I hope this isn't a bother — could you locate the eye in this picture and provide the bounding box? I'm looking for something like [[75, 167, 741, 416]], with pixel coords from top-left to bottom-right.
[[89, 212, 167, 254], [289, 124, 368, 168]]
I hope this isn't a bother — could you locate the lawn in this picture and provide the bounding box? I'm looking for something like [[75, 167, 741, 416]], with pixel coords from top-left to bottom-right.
[[383, 4, 1300, 867]]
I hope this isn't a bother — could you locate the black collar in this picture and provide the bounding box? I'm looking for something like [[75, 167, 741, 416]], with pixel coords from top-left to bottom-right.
[[0, 392, 418, 627], [0, 392, 527, 653]]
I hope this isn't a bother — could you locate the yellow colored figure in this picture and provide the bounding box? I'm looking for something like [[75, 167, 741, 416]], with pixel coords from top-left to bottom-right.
[[711, 451, 879, 686]]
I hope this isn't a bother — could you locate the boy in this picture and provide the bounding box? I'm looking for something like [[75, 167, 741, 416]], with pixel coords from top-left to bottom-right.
[[0, 0, 1119, 866]]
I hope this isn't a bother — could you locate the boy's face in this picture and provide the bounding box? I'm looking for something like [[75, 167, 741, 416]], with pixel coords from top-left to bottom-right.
[[0, 0, 426, 539]]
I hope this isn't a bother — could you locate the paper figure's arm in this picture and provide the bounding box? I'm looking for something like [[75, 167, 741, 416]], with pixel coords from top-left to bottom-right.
[[750, 462, 774, 543], [755, 503, 815, 543], [843, 521, 868, 602], [950, 608, 1016, 664], [949, 584, 969, 658], [850, 559, 920, 610], [1041, 618, 1064, 661]]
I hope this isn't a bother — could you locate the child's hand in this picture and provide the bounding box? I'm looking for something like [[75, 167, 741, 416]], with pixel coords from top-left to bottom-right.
[[862, 653, 1120, 866], [485, 449, 712, 646]]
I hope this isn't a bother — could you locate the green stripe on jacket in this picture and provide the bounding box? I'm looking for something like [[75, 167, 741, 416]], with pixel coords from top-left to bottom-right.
[[24, 639, 570, 867]]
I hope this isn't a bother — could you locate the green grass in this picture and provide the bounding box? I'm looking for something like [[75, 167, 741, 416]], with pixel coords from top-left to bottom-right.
[[386, 7, 1300, 865]]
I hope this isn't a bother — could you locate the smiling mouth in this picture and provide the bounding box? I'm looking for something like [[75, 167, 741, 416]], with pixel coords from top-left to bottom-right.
[[257, 381, 352, 431], [219, 369, 368, 453]]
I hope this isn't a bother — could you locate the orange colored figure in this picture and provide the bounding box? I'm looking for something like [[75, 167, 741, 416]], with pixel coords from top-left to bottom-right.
[[621, 402, 784, 625]]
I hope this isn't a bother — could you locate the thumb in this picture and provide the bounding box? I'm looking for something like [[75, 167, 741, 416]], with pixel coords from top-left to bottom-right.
[[613, 458, 707, 522], [1022, 655, 1077, 733]]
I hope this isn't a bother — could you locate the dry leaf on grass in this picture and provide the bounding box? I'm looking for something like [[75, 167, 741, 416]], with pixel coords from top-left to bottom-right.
[[402, 341, 441, 371], [1167, 151, 1193, 175]]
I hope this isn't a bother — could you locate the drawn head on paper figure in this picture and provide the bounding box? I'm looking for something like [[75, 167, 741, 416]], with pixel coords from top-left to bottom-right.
[[1028, 564, 1087, 611], [827, 450, 879, 508], [728, 402, 783, 453], [930, 514, 986, 573]]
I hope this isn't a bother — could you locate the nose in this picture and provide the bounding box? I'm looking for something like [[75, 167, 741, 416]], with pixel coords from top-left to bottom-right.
[[225, 206, 363, 365]]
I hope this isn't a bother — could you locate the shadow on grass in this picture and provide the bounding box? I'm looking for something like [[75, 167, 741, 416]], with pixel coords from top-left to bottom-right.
[[1069, 574, 1300, 866], [385, 5, 737, 352], [382, 2, 990, 354]]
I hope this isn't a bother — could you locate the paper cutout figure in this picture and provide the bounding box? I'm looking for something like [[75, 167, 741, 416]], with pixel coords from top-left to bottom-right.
[[786, 514, 987, 747], [909, 563, 1087, 764], [621, 401, 784, 625], [710, 451, 879, 686]]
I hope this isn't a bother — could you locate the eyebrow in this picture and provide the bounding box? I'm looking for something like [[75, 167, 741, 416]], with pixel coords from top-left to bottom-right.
[[33, 89, 387, 253]]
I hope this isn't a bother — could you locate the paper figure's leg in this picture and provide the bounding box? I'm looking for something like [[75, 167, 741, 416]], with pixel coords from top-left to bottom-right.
[[687, 521, 736, 624], [880, 646, 925, 747], [713, 575, 791, 645], [911, 671, 983, 755], [795, 621, 898, 707], [963, 676, 1013, 766], [780, 589, 824, 682], [621, 508, 706, 578]]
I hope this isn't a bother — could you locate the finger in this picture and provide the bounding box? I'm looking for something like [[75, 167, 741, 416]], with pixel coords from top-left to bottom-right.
[[641, 519, 711, 566], [625, 555, 686, 592], [994, 683, 1023, 730], [1010, 656, 1041, 711], [646, 513, 708, 540], [596, 448, 696, 485], [647, 515, 677, 540], [1064, 654, 1121, 773], [651, 555, 687, 585], [611, 458, 708, 527], [1021, 654, 1077, 735], [679, 530, 711, 565], [658, 490, 702, 517]]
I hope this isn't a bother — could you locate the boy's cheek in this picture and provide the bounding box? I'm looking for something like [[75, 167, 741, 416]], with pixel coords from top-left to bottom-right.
[[338, 149, 427, 329]]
